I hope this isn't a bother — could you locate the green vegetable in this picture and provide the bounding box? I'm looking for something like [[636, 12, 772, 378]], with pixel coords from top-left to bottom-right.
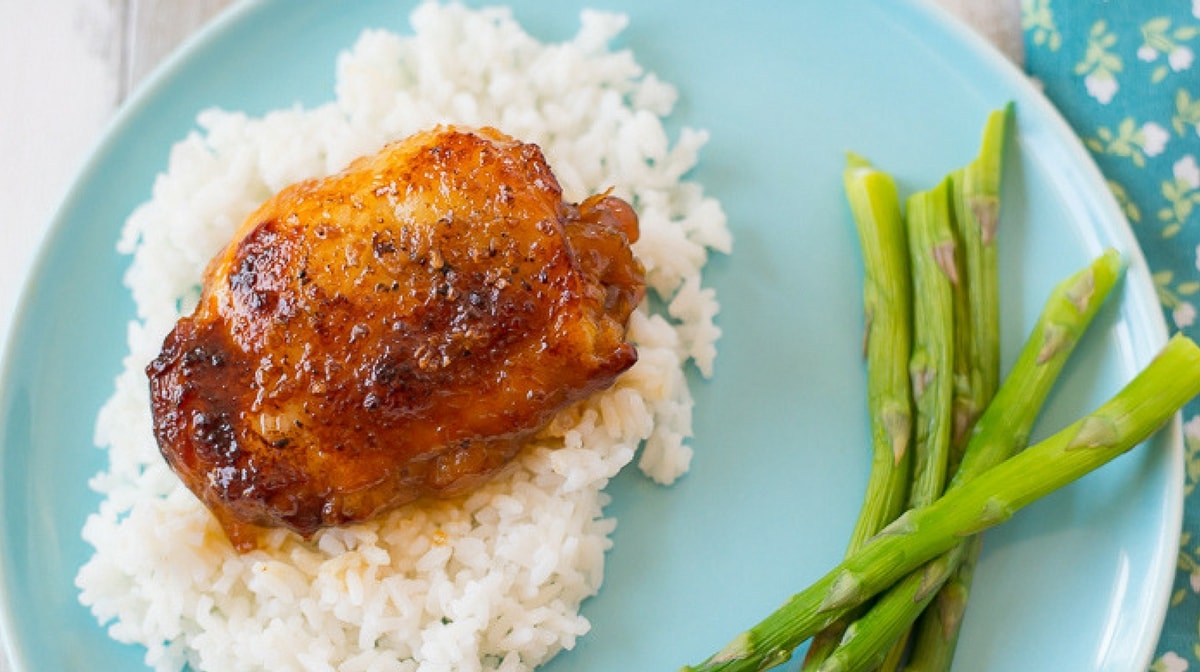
[[842, 153, 915, 552], [901, 178, 958, 513], [803, 153, 916, 668], [680, 331, 1200, 672], [814, 250, 1123, 672], [807, 176, 960, 672], [819, 107, 1012, 672], [875, 177, 961, 672], [956, 104, 1010, 405], [948, 105, 1012, 458], [904, 104, 1013, 671]]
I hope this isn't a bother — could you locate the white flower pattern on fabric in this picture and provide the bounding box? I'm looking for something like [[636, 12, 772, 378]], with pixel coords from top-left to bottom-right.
[[1158, 650, 1191, 672], [1085, 118, 1169, 167], [1143, 121, 1170, 156], [1171, 45, 1196, 71], [1084, 72, 1119, 103], [1175, 301, 1197, 328], [1136, 15, 1199, 83], [1186, 414, 1200, 443], [1076, 20, 1123, 104], [1177, 154, 1200, 189]]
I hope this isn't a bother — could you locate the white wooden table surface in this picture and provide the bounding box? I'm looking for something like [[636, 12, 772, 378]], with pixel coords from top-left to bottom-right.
[[0, 1, 1018, 669]]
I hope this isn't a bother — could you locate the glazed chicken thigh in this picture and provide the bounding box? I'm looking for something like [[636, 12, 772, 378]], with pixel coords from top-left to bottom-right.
[[147, 127, 645, 550]]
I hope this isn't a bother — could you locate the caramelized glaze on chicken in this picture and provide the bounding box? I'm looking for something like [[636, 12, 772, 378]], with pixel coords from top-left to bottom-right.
[[147, 127, 645, 550]]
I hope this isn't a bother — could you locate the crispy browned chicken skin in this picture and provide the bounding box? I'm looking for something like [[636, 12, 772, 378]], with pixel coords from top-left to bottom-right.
[[147, 127, 645, 550]]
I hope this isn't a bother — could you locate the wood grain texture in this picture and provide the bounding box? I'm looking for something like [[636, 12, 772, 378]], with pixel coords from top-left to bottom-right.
[[121, 0, 234, 95], [0, 0, 231, 350], [935, 0, 1025, 65]]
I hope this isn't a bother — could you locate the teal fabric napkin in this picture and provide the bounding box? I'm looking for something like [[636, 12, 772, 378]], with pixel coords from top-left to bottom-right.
[[1022, 2, 1199, 670]]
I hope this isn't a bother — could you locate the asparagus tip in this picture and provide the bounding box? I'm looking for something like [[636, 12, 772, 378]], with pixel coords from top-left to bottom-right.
[[845, 151, 873, 173]]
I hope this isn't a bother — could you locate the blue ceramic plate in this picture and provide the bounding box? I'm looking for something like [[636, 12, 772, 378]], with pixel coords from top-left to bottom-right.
[[0, 1, 1181, 670]]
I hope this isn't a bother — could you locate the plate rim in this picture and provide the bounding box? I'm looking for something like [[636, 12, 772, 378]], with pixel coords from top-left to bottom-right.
[[0, 0, 1184, 669], [911, 1, 1182, 664], [902, 2, 1182, 665]]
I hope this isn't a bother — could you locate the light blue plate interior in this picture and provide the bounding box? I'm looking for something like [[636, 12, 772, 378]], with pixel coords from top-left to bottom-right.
[[0, 1, 1180, 670]]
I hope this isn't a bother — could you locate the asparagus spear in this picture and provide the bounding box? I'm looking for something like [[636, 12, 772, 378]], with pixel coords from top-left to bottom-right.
[[901, 179, 958, 514], [874, 178, 960, 672], [957, 104, 1010, 403], [843, 152, 915, 551], [802, 153, 915, 667], [680, 331, 1200, 672], [815, 250, 1123, 672], [948, 167, 981, 464], [807, 177, 960, 672], [903, 542, 978, 672], [905, 106, 1013, 671], [819, 542, 972, 672], [948, 105, 1011, 457], [817, 106, 1011, 670]]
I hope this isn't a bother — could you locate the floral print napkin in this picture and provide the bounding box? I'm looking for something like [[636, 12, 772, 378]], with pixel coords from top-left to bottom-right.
[[1021, 1, 1200, 670]]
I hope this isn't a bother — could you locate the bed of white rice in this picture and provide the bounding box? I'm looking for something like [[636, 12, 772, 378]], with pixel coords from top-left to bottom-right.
[[75, 3, 731, 671]]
